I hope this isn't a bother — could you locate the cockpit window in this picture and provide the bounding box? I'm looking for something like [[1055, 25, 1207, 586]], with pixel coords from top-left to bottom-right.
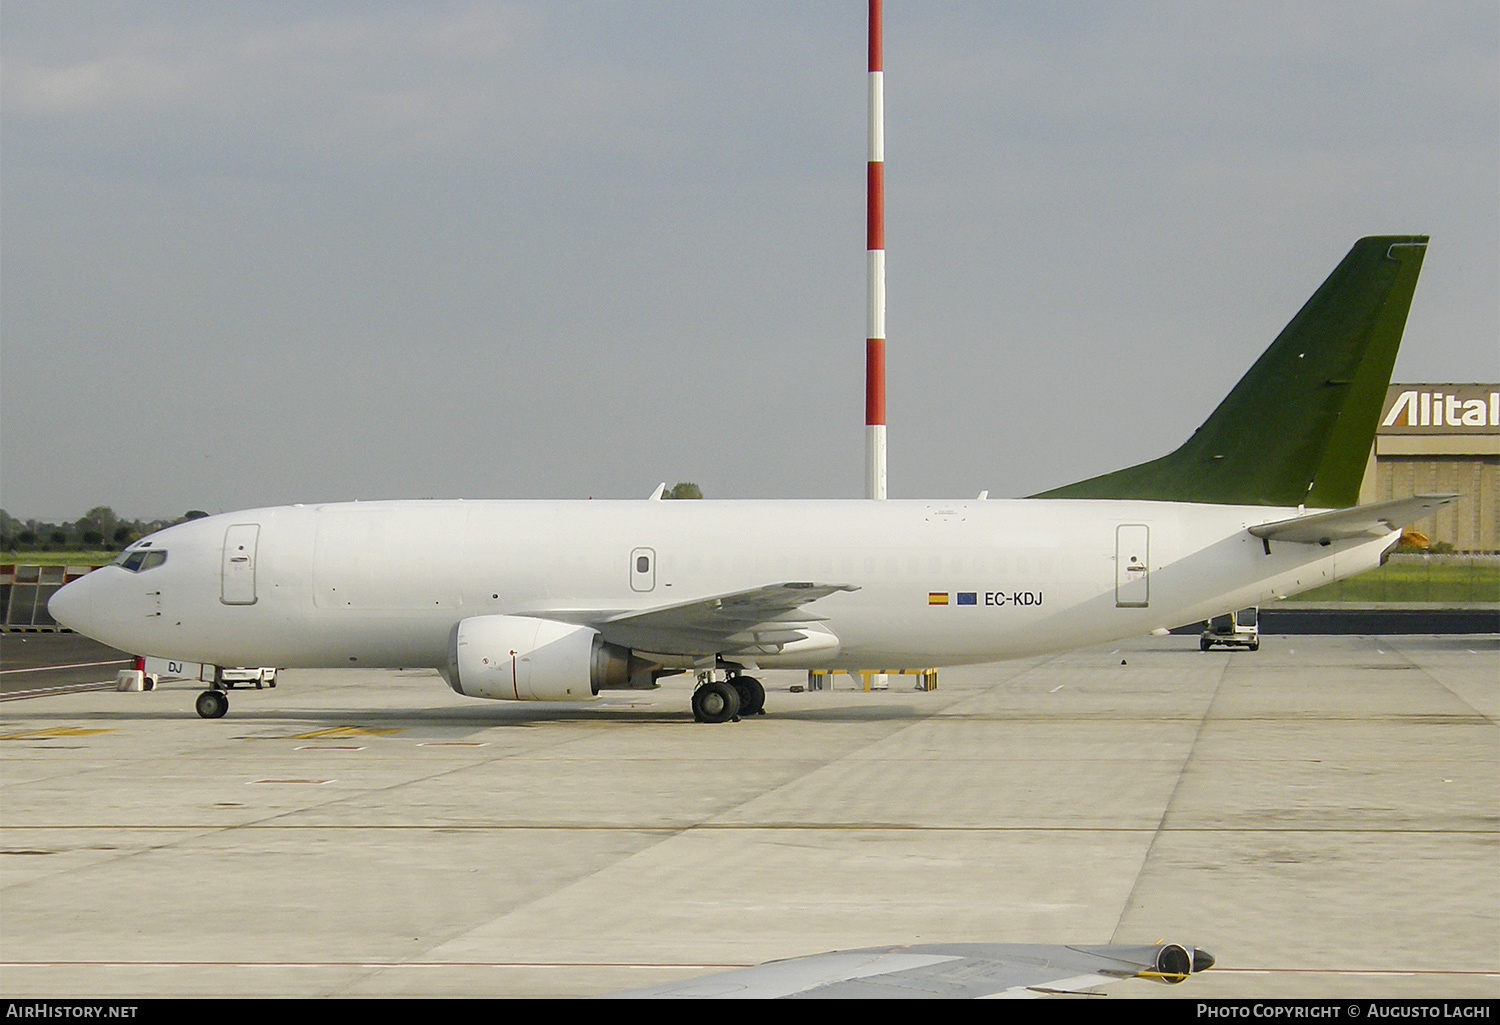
[[113, 549, 167, 572], [114, 551, 147, 571]]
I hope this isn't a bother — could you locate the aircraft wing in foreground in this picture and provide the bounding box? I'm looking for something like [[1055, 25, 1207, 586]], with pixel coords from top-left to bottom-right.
[[612, 942, 1215, 998]]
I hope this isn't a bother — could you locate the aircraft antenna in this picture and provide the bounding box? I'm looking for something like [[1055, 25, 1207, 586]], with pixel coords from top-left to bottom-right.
[[865, 0, 887, 500]]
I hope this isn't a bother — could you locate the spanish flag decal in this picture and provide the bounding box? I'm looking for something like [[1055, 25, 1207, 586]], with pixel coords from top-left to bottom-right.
[[928, 592, 949, 606]]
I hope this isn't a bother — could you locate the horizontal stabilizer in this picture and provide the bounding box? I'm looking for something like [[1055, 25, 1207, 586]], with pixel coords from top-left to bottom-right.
[[1249, 494, 1458, 545]]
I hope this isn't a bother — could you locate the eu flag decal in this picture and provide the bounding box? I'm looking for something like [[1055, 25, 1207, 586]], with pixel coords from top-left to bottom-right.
[[957, 592, 977, 606]]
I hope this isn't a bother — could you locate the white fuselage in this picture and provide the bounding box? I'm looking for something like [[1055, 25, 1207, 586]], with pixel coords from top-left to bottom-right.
[[50, 498, 1391, 675]]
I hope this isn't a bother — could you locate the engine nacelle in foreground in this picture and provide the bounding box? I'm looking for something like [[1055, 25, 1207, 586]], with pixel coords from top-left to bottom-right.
[[1146, 942, 1215, 983], [441, 615, 641, 702]]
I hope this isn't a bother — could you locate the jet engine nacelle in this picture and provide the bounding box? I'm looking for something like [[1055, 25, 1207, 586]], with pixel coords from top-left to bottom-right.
[[441, 615, 636, 702], [1147, 943, 1215, 983]]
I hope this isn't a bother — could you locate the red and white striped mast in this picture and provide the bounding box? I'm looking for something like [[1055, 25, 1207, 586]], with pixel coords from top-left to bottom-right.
[[865, 0, 887, 500]]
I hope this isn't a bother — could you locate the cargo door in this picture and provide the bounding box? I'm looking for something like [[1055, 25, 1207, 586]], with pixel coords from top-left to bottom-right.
[[221, 524, 260, 606], [1115, 524, 1150, 608]]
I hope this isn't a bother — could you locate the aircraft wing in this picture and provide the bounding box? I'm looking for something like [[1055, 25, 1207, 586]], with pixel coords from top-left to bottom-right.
[[611, 942, 1214, 998], [1249, 493, 1458, 545], [531, 582, 859, 658], [604, 582, 858, 629]]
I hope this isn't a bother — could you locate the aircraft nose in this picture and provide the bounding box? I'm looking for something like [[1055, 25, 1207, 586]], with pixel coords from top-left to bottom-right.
[[48, 573, 94, 633]]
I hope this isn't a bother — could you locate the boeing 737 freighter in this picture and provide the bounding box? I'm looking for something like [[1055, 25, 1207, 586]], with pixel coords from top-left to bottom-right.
[[49, 236, 1454, 722]]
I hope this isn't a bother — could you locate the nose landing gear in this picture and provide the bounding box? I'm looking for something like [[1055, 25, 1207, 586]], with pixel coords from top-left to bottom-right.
[[193, 667, 279, 718], [195, 689, 229, 719]]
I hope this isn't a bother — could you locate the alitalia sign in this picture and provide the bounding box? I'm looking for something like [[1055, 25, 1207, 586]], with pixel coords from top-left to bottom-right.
[[1380, 384, 1500, 434]]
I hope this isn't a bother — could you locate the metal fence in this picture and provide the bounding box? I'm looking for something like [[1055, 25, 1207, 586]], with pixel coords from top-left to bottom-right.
[[0, 565, 95, 630], [1288, 553, 1500, 604]]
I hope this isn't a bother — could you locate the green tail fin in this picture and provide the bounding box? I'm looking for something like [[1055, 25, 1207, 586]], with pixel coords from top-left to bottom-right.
[[1033, 235, 1428, 508]]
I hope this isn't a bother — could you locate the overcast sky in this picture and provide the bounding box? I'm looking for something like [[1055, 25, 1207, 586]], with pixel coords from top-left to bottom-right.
[[2, 1, 1496, 522]]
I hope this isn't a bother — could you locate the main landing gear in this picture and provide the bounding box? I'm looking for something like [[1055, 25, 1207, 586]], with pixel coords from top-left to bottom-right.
[[734, 674, 766, 717], [691, 670, 766, 724]]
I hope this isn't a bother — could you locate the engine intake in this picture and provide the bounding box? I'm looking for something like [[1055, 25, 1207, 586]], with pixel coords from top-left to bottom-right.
[[441, 615, 654, 702]]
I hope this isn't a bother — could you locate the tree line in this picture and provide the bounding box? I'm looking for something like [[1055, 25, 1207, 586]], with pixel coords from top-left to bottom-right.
[[1, 486, 703, 552], [0, 507, 209, 553]]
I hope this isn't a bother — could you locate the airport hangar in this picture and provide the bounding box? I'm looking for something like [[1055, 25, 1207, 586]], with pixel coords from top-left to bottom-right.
[[1361, 383, 1499, 553]]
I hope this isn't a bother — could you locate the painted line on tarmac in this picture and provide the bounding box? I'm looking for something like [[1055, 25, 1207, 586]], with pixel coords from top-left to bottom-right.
[[7, 961, 1490, 979], [1209, 968, 1500, 978], [0, 681, 117, 701], [0, 726, 117, 739], [0, 659, 131, 675], [0, 960, 753, 970]]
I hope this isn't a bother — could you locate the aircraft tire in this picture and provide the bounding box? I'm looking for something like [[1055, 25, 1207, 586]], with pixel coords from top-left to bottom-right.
[[733, 676, 766, 717], [1200, 638, 1212, 652], [692, 681, 741, 724], [195, 690, 229, 719]]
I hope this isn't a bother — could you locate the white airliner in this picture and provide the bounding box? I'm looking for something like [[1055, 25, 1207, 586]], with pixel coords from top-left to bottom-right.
[[49, 236, 1452, 722]]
